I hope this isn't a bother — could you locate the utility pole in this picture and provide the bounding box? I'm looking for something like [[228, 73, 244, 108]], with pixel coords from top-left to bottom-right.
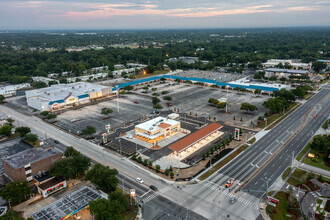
[[135, 142, 138, 154], [261, 177, 271, 205]]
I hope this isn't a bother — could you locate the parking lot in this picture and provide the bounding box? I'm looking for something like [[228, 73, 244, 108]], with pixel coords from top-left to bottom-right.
[[174, 69, 244, 83], [133, 80, 269, 127], [54, 94, 154, 135]]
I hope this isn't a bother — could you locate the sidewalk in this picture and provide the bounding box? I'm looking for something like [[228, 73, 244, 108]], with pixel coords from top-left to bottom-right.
[[294, 159, 330, 178]]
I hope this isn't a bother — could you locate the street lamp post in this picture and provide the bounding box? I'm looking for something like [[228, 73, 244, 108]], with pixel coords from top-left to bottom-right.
[[283, 105, 288, 115]]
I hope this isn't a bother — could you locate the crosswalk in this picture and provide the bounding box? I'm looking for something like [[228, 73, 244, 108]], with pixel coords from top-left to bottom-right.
[[141, 185, 175, 203], [203, 180, 259, 210]]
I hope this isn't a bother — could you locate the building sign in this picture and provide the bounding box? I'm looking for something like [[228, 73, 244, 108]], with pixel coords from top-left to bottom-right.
[[102, 133, 107, 144], [52, 103, 58, 106], [166, 128, 170, 131], [234, 128, 240, 140], [69, 98, 75, 102], [267, 196, 279, 204], [130, 189, 136, 197]]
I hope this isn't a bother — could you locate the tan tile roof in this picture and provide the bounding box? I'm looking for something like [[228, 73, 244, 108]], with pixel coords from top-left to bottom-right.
[[169, 123, 223, 153], [158, 123, 171, 129]]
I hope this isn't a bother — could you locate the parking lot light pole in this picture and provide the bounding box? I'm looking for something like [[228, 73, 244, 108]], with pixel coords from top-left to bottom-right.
[[226, 86, 229, 113], [116, 85, 120, 112], [119, 138, 122, 155], [122, 176, 127, 195]]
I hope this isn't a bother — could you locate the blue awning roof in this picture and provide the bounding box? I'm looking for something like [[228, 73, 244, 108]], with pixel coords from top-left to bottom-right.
[[113, 74, 280, 92], [49, 99, 65, 105], [78, 94, 89, 99]]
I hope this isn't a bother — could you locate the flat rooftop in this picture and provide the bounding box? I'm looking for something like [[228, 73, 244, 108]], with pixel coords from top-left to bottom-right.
[[169, 123, 223, 153], [26, 82, 111, 102], [264, 68, 309, 74], [31, 186, 100, 220], [135, 116, 180, 132], [229, 77, 291, 90], [3, 148, 61, 169]]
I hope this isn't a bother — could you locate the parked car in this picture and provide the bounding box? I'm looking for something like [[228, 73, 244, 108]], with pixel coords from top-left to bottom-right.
[[134, 101, 139, 104], [225, 179, 234, 188], [54, 140, 60, 144], [150, 185, 158, 191], [313, 115, 317, 118], [167, 103, 173, 107], [136, 177, 143, 184]]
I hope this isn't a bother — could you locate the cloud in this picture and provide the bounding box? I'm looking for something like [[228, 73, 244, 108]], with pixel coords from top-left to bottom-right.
[[0, 0, 329, 29]]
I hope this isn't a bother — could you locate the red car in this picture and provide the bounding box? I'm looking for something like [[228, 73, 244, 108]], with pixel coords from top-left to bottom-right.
[[225, 179, 235, 188], [134, 101, 139, 104], [313, 115, 317, 118]]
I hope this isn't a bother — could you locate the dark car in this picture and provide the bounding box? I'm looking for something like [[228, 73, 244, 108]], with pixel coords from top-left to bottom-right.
[[54, 140, 60, 144], [150, 185, 158, 191]]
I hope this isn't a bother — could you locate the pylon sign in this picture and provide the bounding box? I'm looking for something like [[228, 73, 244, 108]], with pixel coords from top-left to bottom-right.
[[130, 189, 136, 197], [235, 128, 240, 140], [102, 133, 107, 144], [105, 124, 111, 134]]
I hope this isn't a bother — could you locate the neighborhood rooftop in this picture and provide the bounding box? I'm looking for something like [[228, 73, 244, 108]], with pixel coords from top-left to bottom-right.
[[3, 148, 61, 169]]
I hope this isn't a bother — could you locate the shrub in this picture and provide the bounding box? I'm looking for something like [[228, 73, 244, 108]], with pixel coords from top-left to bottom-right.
[[170, 172, 174, 179], [155, 165, 160, 173], [137, 156, 142, 163], [132, 154, 136, 160], [165, 169, 169, 176]]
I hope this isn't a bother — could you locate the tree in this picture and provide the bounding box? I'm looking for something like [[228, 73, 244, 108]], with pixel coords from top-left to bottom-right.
[[24, 133, 38, 142], [48, 80, 58, 86], [15, 127, 31, 137], [155, 165, 160, 173], [40, 111, 50, 117], [273, 89, 296, 102], [151, 88, 157, 92], [0, 125, 12, 136], [143, 159, 148, 166], [137, 156, 142, 163], [153, 104, 163, 110], [163, 96, 172, 101], [59, 78, 68, 84], [85, 164, 119, 193], [64, 146, 81, 157], [46, 113, 57, 120], [170, 172, 174, 179], [152, 97, 161, 105], [50, 155, 90, 179], [0, 181, 32, 205], [202, 152, 206, 160], [217, 102, 226, 110], [101, 108, 113, 115], [312, 61, 327, 73], [148, 161, 152, 167], [254, 89, 261, 96], [123, 85, 134, 91], [164, 169, 169, 176], [161, 91, 169, 95], [89, 194, 127, 220], [82, 126, 96, 136], [263, 97, 287, 113], [0, 95, 5, 103], [240, 102, 258, 112], [32, 81, 48, 88], [146, 65, 155, 73], [0, 210, 25, 220]]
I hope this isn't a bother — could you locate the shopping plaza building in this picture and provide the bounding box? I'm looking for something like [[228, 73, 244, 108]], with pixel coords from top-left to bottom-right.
[[135, 117, 181, 143], [26, 82, 114, 111]]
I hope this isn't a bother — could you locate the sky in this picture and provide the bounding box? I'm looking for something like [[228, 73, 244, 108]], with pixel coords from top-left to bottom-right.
[[0, 0, 329, 30]]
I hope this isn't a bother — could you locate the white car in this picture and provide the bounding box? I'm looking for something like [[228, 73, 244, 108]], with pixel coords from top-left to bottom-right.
[[136, 177, 143, 184]]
